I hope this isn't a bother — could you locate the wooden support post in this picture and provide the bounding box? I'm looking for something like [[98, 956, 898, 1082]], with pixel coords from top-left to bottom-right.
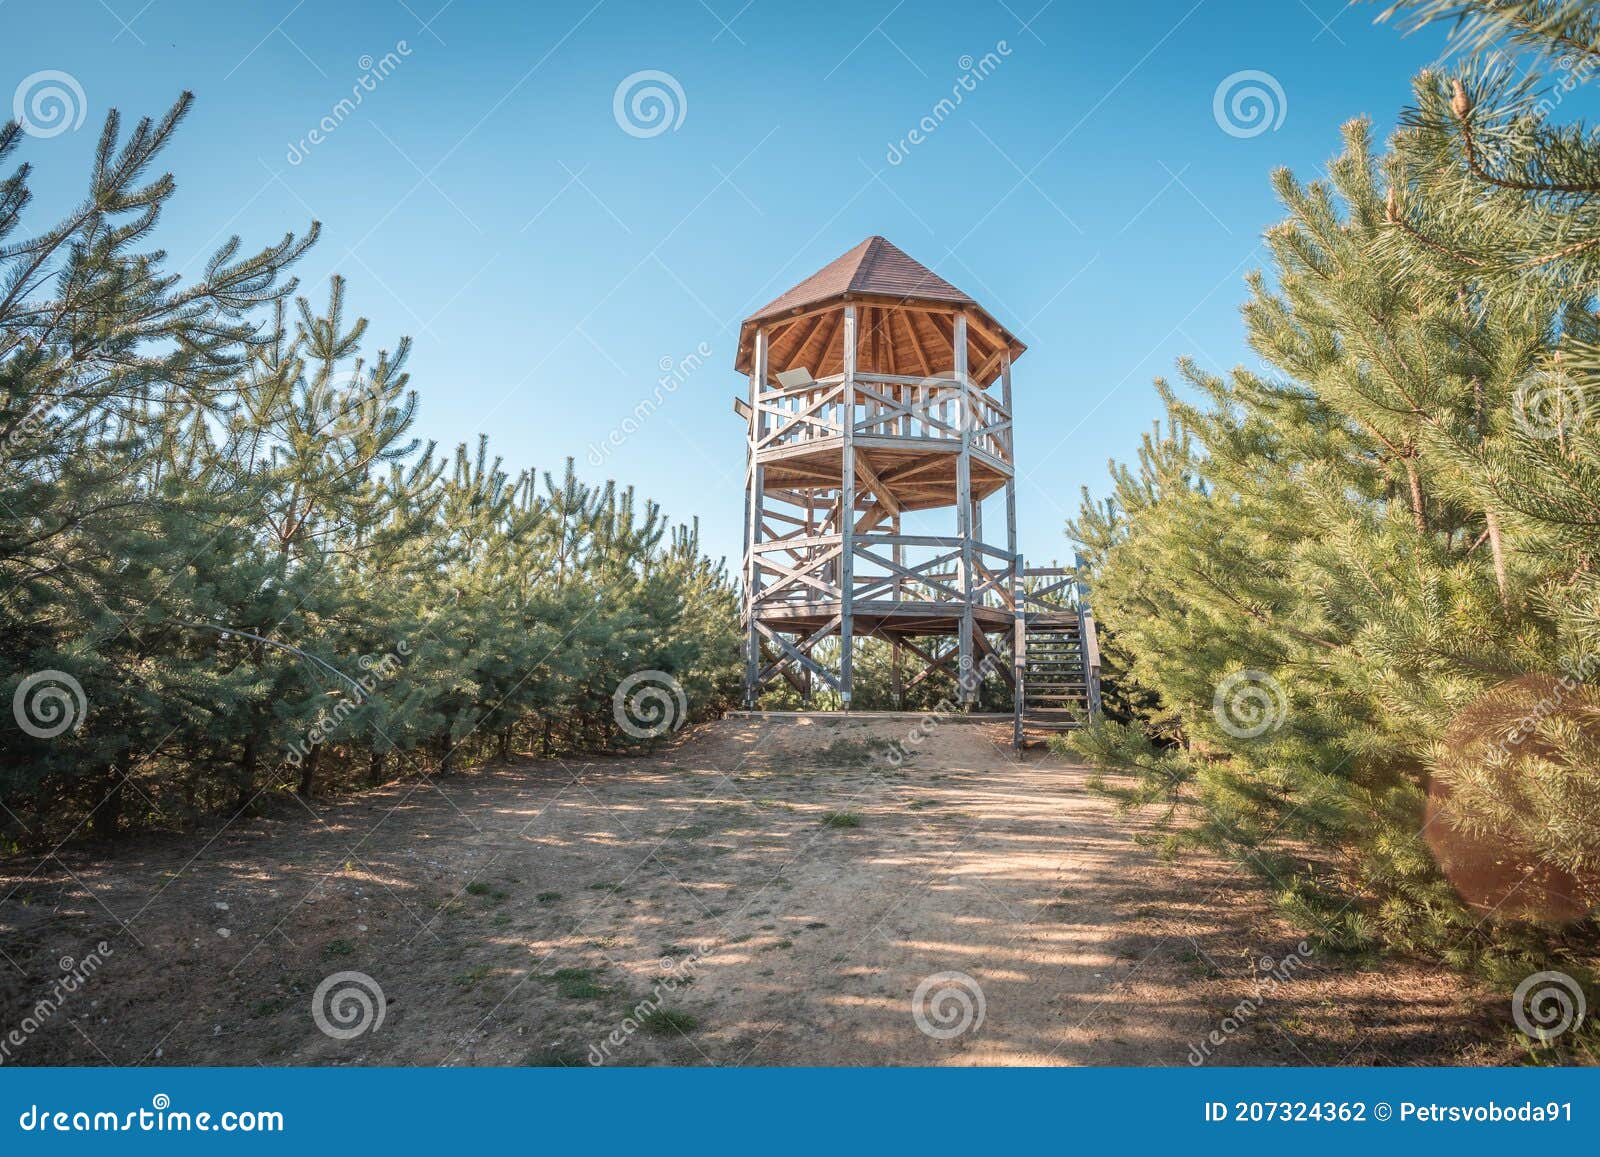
[[1003, 350, 1019, 735], [891, 512, 903, 605], [743, 327, 768, 707], [954, 312, 974, 707], [1013, 555, 1026, 747], [805, 489, 818, 605], [839, 305, 857, 709], [891, 638, 904, 708]]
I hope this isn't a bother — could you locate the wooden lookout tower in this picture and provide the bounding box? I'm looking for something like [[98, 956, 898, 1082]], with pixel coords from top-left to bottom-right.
[[735, 236, 1101, 735]]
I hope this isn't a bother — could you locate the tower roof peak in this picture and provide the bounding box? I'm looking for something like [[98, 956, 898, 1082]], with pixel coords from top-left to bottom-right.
[[734, 236, 1024, 381]]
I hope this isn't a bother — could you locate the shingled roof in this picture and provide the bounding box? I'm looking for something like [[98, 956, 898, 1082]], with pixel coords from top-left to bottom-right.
[[734, 236, 1024, 383], [745, 235, 976, 321]]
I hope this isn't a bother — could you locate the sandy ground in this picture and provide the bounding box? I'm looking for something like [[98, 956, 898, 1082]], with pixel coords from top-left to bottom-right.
[[0, 715, 1520, 1066]]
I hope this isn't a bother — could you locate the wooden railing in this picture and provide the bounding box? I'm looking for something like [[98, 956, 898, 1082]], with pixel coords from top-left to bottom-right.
[[748, 534, 1018, 614], [750, 372, 1011, 464]]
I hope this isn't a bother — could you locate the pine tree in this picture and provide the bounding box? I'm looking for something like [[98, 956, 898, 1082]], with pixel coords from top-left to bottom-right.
[[1064, 106, 1599, 972], [1, 96, 740, 841]]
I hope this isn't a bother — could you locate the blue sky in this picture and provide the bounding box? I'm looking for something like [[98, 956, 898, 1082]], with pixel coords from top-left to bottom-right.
[[11, 0, 1451, 566]]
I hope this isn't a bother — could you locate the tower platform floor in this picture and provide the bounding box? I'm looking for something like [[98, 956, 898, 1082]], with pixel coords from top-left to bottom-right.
[[753, 600, 1015, 638]]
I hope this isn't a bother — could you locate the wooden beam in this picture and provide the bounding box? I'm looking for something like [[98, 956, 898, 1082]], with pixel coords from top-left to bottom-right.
[[954, 311, 974, 706], [898, 308, 933, 378], [809, 309, 844, 378], [853, 450, 900, 517], [743, 326, 768, 706], [786, 310, 829, 374], [840, 304, 857, 709], [755, 618, 843, 691]]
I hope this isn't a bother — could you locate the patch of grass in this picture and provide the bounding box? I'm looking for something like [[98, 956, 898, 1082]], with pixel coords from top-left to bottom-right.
[[1174, 948, 1222, 978], [543, 967, 609, 1000], [466, 882, 509, 901], [639, 1007, 700, 1036], [536, 891, 562, 903], [820, 810, 862, 828], [804, 921, 828, 930], [772, 938, 794, 950], [320, 938, 355, 960], [587, 881, 622, 892], [491, 914, 512, 927], [815, 737, 898, 766], [453, 964, 493, 990], [658, 943, 693, 957], [251, 996, 287, 1018], [770, 735, 901, 771]]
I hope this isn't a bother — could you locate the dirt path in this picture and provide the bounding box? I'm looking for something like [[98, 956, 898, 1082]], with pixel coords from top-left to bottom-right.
[[0, 715, 1513, 1066]]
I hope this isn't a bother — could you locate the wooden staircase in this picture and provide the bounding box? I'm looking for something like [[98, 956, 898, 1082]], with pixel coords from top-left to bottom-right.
[[1012, 564, 1102, 743], [1020, 613, 1091, 729]]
